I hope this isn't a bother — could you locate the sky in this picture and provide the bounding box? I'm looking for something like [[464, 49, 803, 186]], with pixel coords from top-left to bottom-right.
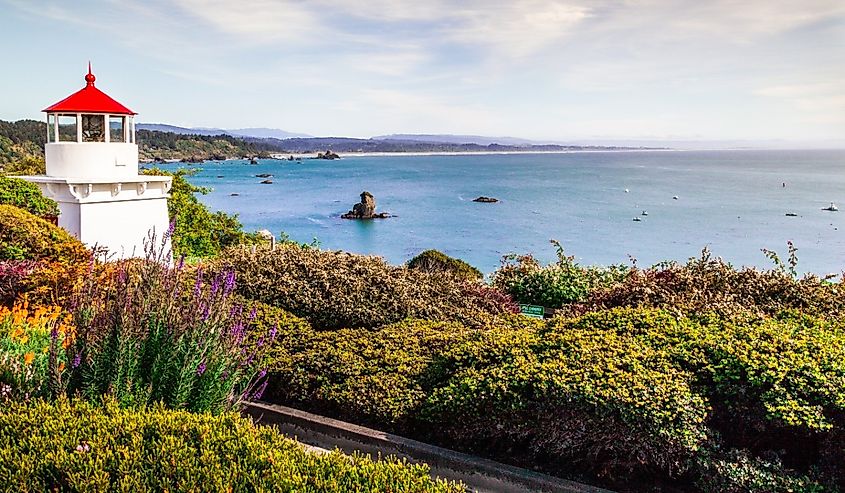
[[1, 0, 844, 145]]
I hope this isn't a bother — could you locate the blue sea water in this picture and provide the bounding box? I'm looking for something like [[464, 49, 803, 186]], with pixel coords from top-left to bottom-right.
[[159, 149, 845, 275]]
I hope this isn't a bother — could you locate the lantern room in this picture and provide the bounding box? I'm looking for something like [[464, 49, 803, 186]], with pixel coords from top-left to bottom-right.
[[41, 63, 139, 179]]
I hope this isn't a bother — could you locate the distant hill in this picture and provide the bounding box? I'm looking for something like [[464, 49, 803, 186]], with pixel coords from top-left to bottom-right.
[[374, 133, 545, 146], [137, 124, 311, 140]]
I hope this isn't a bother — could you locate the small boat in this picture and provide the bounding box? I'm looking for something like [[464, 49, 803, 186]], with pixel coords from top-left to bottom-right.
[[633, 217, 642, 222], [624, 188, 629, 193], [672, 195, 679, 200], [641, 211, 648, 216], [822, 202, 839, 212]]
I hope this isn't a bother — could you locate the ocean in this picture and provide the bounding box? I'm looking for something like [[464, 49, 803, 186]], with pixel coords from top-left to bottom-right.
[[158, 149, 845, 275]]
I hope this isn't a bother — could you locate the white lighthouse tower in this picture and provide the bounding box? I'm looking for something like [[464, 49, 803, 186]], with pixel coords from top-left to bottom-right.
[[20, 64, 172, 258]]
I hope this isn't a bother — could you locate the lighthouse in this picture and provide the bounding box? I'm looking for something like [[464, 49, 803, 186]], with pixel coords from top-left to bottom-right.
[[19, 65, 172, 259]]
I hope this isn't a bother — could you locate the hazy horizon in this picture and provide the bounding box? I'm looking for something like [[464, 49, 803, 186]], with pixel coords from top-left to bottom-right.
[[2, 0, 843, 145]]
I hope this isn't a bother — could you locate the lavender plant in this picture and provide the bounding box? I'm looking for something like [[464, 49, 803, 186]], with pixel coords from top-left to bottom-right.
[[64, 223, 273, 413]]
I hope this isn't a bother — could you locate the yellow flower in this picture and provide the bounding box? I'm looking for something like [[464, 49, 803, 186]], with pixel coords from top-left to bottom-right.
[[23, 352, 35, 365]]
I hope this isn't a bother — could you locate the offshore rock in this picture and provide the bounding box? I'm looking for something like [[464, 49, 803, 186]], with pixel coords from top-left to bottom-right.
[[316, 150, 341, 160], [342, 191, 390, 219]]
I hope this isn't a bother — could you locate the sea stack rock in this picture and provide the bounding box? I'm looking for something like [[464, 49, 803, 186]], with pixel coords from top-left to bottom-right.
[[473, 196, 499, 203], [342, 191, 390, 219], [316, 150, 340, 160]]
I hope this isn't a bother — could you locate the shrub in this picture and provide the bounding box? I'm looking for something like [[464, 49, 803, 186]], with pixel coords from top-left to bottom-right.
[[0, 398, 463, 492], [580, 249, 845, 318], [0, 260, 38, 305], [696, 449, 826, 493], [63, 254, 272, 413], [0, 205, 87, 263], [0, 176, 58, 216], [221, 244, 517, 330], [142, 168, 258, 259], [262, 308, 845, 490], [408, 250, 483, 281], [492, 240, 628, 309], [267, 319, 478, 424]]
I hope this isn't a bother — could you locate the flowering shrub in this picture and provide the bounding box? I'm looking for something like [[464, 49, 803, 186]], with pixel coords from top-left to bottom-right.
[[221, 244, 517, 330], [64, 251, 275, 412], [0, 302, 72, 401], [492, 240, 628, 308], [0, 398, 464, 492]]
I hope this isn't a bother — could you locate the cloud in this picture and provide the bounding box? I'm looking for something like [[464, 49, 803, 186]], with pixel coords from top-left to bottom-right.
[[172, 0, 320, 44]]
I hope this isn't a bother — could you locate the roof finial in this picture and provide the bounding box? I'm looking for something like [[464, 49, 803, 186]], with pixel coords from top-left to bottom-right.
[[85, 61, 96, 86]]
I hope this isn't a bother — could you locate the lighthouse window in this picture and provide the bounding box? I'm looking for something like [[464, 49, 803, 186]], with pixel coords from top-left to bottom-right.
[[81, 114, 105, 142], [47, 114, 56, 142], [58, 115, 77, 142], [109, 116, 125, 142]]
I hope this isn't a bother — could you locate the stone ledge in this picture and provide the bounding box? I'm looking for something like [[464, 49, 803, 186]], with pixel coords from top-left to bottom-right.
[[243, 401, 613, 493]]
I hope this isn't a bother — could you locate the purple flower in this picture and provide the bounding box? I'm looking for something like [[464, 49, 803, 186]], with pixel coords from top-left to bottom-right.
[[196, 361, 207, 376], [223, 270, 236, 296], [251, 380, 269, 400], [268, 324, 278, 342], [193, 268, 203, 298], [164, 218, 176, 241], [257, 368, 267, 379], [248, 307, 257, 321], [176, 255, 186, 272], [71, 352, 82, 368], [210, 275, 221, 296]]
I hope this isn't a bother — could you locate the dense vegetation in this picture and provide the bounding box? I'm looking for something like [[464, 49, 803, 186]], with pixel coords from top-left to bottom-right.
[[0, 398, 461, 492], [142, 167, 257, 259], [221, 245, 517, 331], [0, 176, 59, 216], [137, 129, 270, 161], [212, 242, 844, 492], [0, 205, 85, 263]]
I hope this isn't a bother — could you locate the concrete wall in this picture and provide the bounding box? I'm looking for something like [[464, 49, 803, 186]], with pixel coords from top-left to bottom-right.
[[76, 198, 171, 259], [45, 142, 139, 180]]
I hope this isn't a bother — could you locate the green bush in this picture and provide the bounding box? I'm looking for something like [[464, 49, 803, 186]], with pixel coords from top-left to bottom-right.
[[142, 168, 258, 259], [221, 244, 517, 330], [0, 205, 87, 263], [0, 176, 58, 216], [0, 398, 463, 492], [408, 250, 483, 281], [262, 308, 844, 490], [492, 241, 628, 309], [267, 319, 479, 424]]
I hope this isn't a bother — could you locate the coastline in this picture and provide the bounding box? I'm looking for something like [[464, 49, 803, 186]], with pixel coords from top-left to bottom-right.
[[271, 148, 676, 160]]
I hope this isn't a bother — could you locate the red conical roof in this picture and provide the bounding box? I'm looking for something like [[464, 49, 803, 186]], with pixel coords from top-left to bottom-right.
[[43, 64, 136, 115]]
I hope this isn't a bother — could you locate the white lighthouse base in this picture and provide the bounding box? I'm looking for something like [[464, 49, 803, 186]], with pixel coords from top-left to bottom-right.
[[19, 175, 173, 260]]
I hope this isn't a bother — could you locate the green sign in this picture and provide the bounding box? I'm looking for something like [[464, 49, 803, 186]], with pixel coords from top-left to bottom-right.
[[519, 304, 544, 319]]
